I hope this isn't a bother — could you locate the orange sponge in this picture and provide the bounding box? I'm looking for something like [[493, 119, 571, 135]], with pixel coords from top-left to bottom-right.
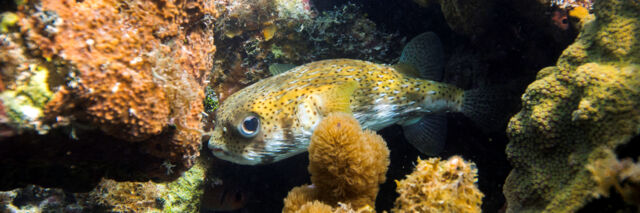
[[283, 112, 389, 212], [308, 112, 390, 208]]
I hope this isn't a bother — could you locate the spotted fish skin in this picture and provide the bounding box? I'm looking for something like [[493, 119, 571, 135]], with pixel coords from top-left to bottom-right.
[[208, 59, 464, 165]]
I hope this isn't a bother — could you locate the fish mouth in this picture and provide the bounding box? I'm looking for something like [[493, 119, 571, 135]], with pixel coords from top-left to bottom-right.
[[213, 151, 262, 165], [208, 144, 262, 165]]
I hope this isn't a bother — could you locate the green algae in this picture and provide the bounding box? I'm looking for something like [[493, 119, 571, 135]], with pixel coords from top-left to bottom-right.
[[203, 86, 219, 113], [0, 12, 19, 33], [0, 64, 54, 129], [504, 0, 640, 212], [161, 160, 207, 212]]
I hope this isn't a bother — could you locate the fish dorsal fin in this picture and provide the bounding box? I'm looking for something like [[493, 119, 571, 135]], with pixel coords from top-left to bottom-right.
[[317, 81, 358, 114], [398, 32, 444, 81], [269, 63, 297, 75]]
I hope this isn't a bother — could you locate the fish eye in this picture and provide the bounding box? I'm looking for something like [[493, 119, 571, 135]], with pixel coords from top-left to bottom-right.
[[238, 115, 260, 138]]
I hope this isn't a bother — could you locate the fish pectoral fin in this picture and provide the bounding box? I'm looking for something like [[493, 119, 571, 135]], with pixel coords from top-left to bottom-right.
[[319, 81, 358, 114], [401, 113, 447, 156], [269, 63, 297, 75]]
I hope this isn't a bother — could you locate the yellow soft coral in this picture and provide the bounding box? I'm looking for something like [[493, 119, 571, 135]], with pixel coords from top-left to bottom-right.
[[284, 185, 320, 213], [586, 149, 640, 206], [283, 112, 389, 212], [392, 156, 483, 213]]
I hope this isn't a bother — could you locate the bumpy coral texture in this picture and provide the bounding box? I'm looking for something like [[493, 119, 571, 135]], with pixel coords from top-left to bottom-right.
[[283, 112, 389, 212], [392, 156, 483, 213], [6, 0, 216, 181], [504, 0, 640, 212], [23, 0, 214, 141]]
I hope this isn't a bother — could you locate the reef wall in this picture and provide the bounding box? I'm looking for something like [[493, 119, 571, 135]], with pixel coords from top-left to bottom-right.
[[0, 0, 216, 190], [504, 0, 640, 211]]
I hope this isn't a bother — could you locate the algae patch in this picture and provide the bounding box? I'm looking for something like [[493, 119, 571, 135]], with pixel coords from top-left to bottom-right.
[[0, 64, 53, 131]]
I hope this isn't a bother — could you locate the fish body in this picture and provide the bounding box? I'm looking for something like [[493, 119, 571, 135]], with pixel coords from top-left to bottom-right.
[[209, 32, 489, 165]]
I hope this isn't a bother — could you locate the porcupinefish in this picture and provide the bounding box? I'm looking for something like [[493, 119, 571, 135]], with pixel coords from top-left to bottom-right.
[[208, 32, 497, 165]]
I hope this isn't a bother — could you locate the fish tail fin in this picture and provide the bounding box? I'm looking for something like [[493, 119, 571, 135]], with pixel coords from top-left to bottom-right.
[[396, 32, 444, 81], [401, 113, 447, 156], [462, 87, 518, 132]]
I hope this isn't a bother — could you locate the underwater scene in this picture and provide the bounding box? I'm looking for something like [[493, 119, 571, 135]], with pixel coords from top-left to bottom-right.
[[0, 0, 639, 212]]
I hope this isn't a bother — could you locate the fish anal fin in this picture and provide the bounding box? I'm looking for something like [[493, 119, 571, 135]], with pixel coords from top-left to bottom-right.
[[401, 113, 447, 156]]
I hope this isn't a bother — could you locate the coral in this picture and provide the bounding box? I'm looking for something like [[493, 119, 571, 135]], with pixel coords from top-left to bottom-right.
[[0, 14, 54, 133], [283, 112, 389, 212], [586, 149, 640, 206], [297, 3, 401, 63], [0, 0, 216, 189], [413, 0, 494, 35], [392, 156, 483, 213], [24, 0, 213, 142], [284, 187, 375, 213], [413, 0, 580, 51], [550, 0, 594, 10], [0, 185, 80, 212], [284, 185, 321, 213], [296, 201, 334, 213], [0, 158, 208, 212], [504, 0, 640, 211], [86, 179, 164, 212]]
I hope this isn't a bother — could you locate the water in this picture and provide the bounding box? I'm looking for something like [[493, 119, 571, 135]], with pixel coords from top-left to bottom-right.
[[2, 0, 638, 212]]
